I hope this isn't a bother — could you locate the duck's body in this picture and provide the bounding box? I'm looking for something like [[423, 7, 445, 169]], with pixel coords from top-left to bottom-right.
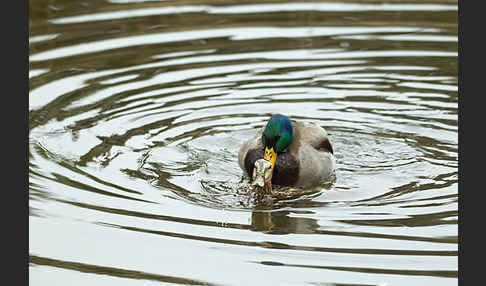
[[238, 114, 336, 189]]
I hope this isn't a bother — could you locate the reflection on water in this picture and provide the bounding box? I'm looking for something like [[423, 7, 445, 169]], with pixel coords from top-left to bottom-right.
[[250, 210, 321, 234], [29, 0, 458, 285]]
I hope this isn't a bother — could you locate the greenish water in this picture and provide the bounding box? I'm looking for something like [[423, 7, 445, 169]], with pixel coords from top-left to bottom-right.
[[29, 0, 458, 285]]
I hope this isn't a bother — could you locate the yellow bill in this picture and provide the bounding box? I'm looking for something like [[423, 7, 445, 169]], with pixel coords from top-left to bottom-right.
[[264, 147, 277, 169]]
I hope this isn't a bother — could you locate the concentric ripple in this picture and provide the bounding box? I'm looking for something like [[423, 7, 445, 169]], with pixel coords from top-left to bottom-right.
[[29, 1, 458, 285]]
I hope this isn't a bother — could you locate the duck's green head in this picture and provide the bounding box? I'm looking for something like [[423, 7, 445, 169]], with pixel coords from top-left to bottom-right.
[[262, 114, 294, 169]]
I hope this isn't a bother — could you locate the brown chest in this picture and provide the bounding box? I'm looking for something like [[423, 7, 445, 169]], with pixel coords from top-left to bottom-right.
[[244, 148, 299, 186]]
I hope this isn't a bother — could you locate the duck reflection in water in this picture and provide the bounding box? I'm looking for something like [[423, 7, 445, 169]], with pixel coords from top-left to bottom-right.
[[250, 209, 320, 235]]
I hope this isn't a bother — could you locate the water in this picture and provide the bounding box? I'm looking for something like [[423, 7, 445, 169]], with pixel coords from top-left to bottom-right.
[[29, 0, 458, 285]]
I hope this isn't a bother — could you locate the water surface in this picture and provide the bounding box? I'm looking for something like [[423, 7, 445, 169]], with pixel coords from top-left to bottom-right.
[[29, 0, 458, 285]]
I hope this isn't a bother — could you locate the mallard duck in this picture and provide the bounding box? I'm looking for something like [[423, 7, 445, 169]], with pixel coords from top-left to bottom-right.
[[238, 114, 336, 189]]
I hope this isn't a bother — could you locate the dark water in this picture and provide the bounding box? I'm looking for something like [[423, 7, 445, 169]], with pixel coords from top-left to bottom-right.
[[29, 0, 458, 285]]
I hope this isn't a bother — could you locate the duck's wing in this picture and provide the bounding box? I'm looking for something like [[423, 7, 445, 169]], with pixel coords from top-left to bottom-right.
[[291, 121, 336, 188], [291, 121, 333, 154]]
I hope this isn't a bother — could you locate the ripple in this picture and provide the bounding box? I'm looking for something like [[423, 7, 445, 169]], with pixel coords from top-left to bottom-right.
[[29, 0, 458, 285]]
